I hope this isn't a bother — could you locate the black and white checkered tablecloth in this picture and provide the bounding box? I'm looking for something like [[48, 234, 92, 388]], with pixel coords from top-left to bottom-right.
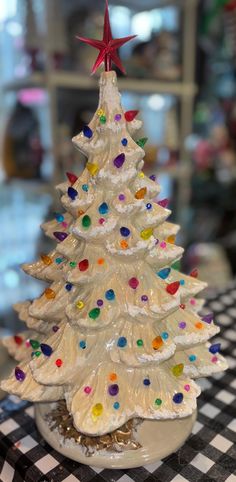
[[0, 282, 236, 482]]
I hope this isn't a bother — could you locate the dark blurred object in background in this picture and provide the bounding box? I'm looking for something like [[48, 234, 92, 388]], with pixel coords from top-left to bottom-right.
[[3, 101, 43, 179]]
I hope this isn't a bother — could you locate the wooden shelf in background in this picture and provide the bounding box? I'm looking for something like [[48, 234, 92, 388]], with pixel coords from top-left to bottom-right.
[[4, 71, 197, 97], [3, 73, 45, 91]]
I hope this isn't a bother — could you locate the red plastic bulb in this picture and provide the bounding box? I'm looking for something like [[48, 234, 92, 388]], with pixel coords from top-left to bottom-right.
[[55, 359, 63, 367], [166, 281, 180, 295], [158, 199, 169, 208], [128, 277, 139, 289], [190, 268, 198, 278], [124, 110, 139, 122], [66, 172, 78, 184], [78, 259, 89, 272]]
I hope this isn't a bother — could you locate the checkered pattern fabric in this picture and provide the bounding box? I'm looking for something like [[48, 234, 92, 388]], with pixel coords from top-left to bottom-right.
[[0, 282, 236, 482]]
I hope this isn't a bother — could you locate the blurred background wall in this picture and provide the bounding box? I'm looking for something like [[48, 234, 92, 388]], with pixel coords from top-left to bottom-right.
[[0, 0, 236, 335]]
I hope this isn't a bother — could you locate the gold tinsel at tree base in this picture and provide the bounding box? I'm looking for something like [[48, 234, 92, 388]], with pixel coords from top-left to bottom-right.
[[46, 401, 141, 455]]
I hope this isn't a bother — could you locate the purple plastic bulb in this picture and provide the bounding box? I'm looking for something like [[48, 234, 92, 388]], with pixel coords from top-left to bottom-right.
[[113, 153, 125, 168], [108, 384, 119, 396], [202, 313, 214, 324], [15, 366, 26, 382], [53, 232, 68, 242]]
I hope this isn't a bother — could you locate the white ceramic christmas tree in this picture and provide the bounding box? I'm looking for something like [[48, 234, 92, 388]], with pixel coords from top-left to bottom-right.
[[1, 1, 227, 468]]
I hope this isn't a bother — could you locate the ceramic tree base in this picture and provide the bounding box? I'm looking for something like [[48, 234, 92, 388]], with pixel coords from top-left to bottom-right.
[[35, 402, 197, 469]]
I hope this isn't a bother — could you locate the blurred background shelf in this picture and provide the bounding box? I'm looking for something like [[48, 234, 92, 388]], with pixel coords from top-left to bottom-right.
[[51, 73, 197, 96], [3, 73, 45, 91], [4, 74, 197, 97]]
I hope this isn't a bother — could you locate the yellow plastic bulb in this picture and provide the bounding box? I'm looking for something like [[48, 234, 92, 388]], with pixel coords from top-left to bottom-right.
[[97, 108, 105, 117], [76, 300, 84, 309], [92, 403, 103, 417], [172, 363, 184, 377], [140, 228, 153, 240], [87, 162, 99, 176]]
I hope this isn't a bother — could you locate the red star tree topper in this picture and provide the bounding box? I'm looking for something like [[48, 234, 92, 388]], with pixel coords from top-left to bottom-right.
[[77, 0, 136, 74]]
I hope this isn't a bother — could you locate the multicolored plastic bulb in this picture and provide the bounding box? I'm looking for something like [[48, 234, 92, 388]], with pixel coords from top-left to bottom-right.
[[105, 289, 115, 301], [70, 261, 77, 268], [136, 137, 148, 148], [89, 308, 100, 319], [54, 213, 64, 223], [209, 343, 221, 354], [135, 187, 147, 199], [41, 254, 52, 266], [172, 364, 184, 377], [30, 339, 40, 349], [55, 359, 63, 367], [190, 268, 198, 278], [108, 384, 119, 396], [44, 288, 56, 300], [83, 125, 93, 138], [53, 232, 68, 242], [15, 367, 26, 382], [92, 403, 103, 417], [152, 336, 163, 350], [68, 187, 78, 200], [120, 227, 130, 237], [40, 344, 53, 357], [66, 172, 78, 184], [100, 115, 107, 124], [82, 215, 91, 228], [140, 228, 153, 240], [78, 259, 89, 271], [99, 202, 109, 215], [166, 281, 180, 295], [173, 392, 183, 404], [189, 354, 196, 362], [128, 277, 139, 289], [158, 268, 171, 279], [86, 162, 99, 176], [124, 110, 139, 122], [113, 153, 125, 168], [14, 335, 23, 345], [158, 198, 169, 208], [202, 313, 214, 324], [65, 283, 73, 291], [137, 339, 143, 346], [117, 337, 127, 348]]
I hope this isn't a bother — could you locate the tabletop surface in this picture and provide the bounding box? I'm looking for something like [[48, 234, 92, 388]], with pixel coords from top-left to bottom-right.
[[0, 282, 236, 482]]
